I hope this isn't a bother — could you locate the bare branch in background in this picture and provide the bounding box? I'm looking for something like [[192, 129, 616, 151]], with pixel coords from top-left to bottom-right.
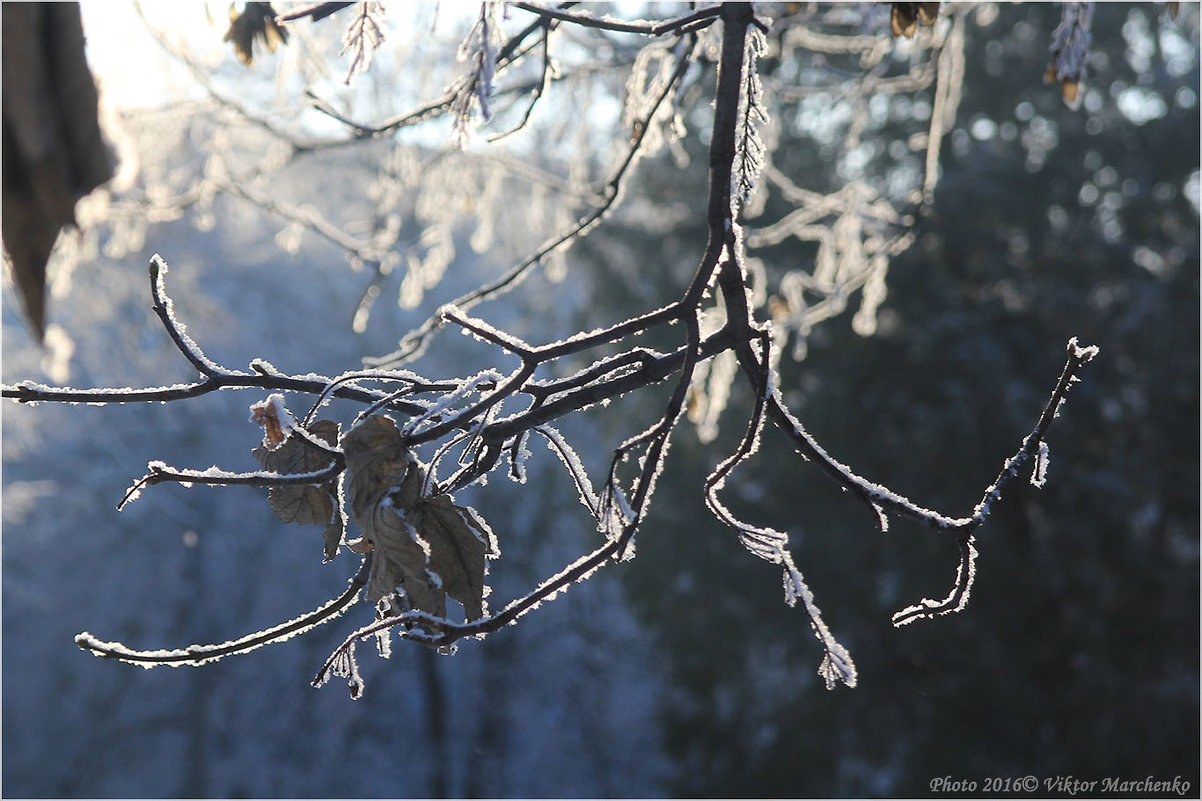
[[339, 1, 385, 84]]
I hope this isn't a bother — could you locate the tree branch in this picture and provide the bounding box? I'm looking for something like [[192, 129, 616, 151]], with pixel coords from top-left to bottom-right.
[[118, 459, 345, 511], [9, 1, 1104, 701], [77, 553, 372, 667], [367, 35, 698, 367], [512, 3, 722, 37], [305, 4, 574, 137], [2, 256, 426, 415]]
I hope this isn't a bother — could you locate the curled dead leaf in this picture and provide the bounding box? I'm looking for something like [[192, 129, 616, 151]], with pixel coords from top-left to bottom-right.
[[1045, 2, 1091, 110], [341, 414, 413, 519], [890, 3, 939, 38], [409, 494, 497, 620], [341, 414, 499, 620], [249, 393, 295, 450], [253, 418, 343, 561], [224, 1, 289, 66]]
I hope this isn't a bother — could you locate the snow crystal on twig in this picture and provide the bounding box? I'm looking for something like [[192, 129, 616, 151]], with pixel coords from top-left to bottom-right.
[[733, 26, 770, 211], [1030, 439, 1050, 488], [341, 2, 385, 85], [535, 425, 600, 515], [450, 3, 505, 145]]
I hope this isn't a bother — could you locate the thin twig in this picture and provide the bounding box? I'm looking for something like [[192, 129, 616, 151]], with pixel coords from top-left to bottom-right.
[[3, 256, 425, 415], [133, 2, 348, 154], [119, 460, 345, 510], [366, 34, 698, 367], [763, 338, 1099, 535], [77, 554, 372, 666], [488, 22, 554, 142], [512, 3, 721, 37], [306, 5, 574, 137]]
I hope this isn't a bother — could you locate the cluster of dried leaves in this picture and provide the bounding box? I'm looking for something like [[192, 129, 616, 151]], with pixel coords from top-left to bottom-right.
[[250, 395, 497, 620]]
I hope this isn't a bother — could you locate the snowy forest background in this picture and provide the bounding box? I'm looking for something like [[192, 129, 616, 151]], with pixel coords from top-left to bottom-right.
[[3, 2, 1199, 797]]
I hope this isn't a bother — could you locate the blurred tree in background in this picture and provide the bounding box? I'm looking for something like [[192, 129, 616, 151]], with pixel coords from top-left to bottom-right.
[[583, 3, 1198, 795], [2, 2, 1197, 797]]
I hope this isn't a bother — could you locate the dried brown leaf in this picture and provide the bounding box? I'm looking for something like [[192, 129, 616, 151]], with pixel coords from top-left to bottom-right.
[[891, 4, 917, 37], [223, 1, 289, 66], [410, 495, 496, 620], [253, 418, 342, 560], [1046, 3, 1092, 109], [2, 4, 113, 340], [341, 414, 497, 619], [343, 416, 434, 605], [249, 394, 299, 450], [341, 414, 413, 520], [362, 492, 438, 608], [890, 3, 938, 38]]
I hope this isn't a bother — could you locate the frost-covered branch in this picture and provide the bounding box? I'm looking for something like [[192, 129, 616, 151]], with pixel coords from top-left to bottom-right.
[[77, 553, 373, 668], [118, 459, 345, 511], [511, 3, 724, 37], [2, 256, 426, 414], [367, 33, 698, 367], [339, 1, 385, 84], [488, 21, 554, 143], [302, 3, 568, 137], [765, 337, 1099, 538], [703, 327, 858, 688], [3, 3, 1110, 700], [762, 337, 1098, 627]]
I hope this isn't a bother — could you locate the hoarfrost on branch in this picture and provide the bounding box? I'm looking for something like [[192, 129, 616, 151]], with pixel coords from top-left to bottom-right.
[[3, 3, 1104, 697]]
